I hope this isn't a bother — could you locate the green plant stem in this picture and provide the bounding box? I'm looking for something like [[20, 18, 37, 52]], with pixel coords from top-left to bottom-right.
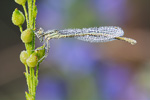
[[32, 0, 36, 49], [32, 68, 35, 95], [35, 63, 39, 92], [32, 68, 36, 97], [28, 0, 33, 28], [22, 4, 29, 28], [32, 0, 36, 27], [19, 25, 23, 32], [25, 43, 33, 56], [32, 29, 35, 50], [29, 68, 33, 94], [36, 63, 39, 82], [33, 18, 36, 29], [33, 0, 36, 9], [25, 64, 30, 94], [21, 0, 38, 100]]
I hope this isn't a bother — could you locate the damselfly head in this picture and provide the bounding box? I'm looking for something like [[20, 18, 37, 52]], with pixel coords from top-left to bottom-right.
[[38, 27, 44, 35], [35, 28, 44, 42]]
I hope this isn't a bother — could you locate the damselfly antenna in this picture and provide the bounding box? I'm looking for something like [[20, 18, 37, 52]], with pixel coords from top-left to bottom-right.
[[35, 26, 137, 62]]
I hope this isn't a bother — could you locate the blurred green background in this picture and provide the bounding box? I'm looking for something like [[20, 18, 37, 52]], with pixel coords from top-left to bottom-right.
[[0, 0, 150, 100]]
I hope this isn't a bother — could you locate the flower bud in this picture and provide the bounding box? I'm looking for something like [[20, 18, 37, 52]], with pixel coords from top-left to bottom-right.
[[21, 29, 33, 43], [20, 50, 28, 64], [33, 5, 38, 18], [15, 0, 27, 5], [26, 53, 38, 67], [35, 45, 45, 61], [12, 8, 25, 26]]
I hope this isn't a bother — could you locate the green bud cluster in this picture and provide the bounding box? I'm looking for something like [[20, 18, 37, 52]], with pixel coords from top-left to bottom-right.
[[12, 8, 25, 26], [20, 47, 45, 67], [21, 29, 33, 43], [20, 50, 38, 67]]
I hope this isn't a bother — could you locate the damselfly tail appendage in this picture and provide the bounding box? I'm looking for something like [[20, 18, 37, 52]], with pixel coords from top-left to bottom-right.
[[35, 26, 137, 62], [115, 37, 137, 45]]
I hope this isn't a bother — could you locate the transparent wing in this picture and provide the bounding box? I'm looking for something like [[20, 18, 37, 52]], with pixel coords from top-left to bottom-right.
[[59, 26, 124, 42]]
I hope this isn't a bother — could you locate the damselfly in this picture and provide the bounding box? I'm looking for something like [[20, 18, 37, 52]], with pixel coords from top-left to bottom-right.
[[35, 26, 137, 62]]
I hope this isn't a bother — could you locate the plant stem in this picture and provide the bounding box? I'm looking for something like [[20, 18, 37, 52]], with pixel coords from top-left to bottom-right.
[[19, 25, 23, 32], [36, 63, 39, 82], [25, 64, 31, 94], [20, 0, 38, 99], [28, 0, 33, 28], [23, 4, 29, 28]]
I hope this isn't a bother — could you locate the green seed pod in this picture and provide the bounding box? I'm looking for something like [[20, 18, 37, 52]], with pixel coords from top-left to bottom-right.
[[21, 29, 33, 43], [20, 50, 28, 64], [26, 53, 38, 67], [12, 8, 25, 26], [33, 5, 38, 18], [35, 45, 45, 62], [15, 0, 27, 5]]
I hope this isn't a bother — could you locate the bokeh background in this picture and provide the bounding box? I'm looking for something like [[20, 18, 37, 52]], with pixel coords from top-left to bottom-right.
[[0, 0, 150, 100]]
